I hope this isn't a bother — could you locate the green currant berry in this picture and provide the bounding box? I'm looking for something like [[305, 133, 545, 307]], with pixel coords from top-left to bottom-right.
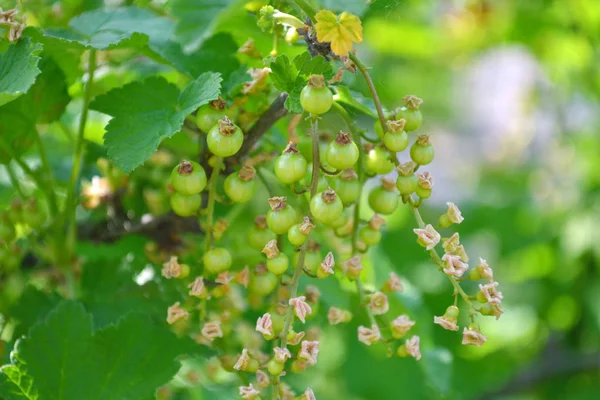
[[288, 224, 307, 246], [310, 189, 343, 226], [326, 132, 359, 171], [410, 135, 434, 165], [268, 359, 285, 376], [224, 165, 256, 203], [248, 216, 277, 251], [396, 95, 423, 131], [287, 217, 314, 247], [203, 247, 232, 275], [170, 160, 207, 195], [329, 169, 360, 206], [266, 253, 289, 275], [302, 249, 322, 275], [170, 192, 201, 217], [368, 178, 399, 215], [366, 145, 395, 175], [396, 174, 418, 195], [360, 226, 382, 246], [195, 98, 227, 132], [300, 75, 333, 115], [267, 197, 298, 234], [207, 117, 244, 157], [249, 267, 278, 296], [331, 208, 350, 229], [416, 185, 432, 199], [274, 142, 308, 184], [271, 312, 286, 334], [384, 130, 409, 153], [416, 172, 433, 199]]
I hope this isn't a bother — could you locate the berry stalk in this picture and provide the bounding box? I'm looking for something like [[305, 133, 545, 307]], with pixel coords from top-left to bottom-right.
[[205, 157, 223, 252]]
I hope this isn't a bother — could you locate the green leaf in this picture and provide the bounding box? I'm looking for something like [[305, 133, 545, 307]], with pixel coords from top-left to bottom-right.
[[334, 86, 377, 118], [151, 33, 240, 79], [0, 56, 71, 164], [44, 7, 174, 50], [268, 52, 334, 113], [421, 348, 453, 395], [1, 301, 196, 400], [8, 287, 61, 338], [170, 0, 233, 50], [0, 354, 38, 400], [0, 38, 42, 107], [91, 72, 221, 172]]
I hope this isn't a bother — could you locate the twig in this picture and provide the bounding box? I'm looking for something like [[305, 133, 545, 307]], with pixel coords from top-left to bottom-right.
[[233, 93, 288, 164], [349, 53, 388, 135]]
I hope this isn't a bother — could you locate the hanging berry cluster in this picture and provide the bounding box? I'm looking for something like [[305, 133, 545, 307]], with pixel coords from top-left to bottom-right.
[[161, 6, 504, 400]]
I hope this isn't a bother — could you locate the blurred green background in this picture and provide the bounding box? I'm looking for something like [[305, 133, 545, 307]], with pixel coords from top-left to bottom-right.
[[1, 0, 599, 399]]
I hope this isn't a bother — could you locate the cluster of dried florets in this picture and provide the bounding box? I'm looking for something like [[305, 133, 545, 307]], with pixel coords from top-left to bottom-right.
[[0, 7, 26, 42], [152, 6, 505, 399]]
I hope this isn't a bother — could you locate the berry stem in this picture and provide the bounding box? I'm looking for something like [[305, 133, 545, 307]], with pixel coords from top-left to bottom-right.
[[348, 53, 388, 136], [65, 49, 97, 257], [332, 102, 380, 330], [205, 157, 223, 253], [408, 197, 475, 313], [274, 115, 321, 398], [32, 130, 58, 214]]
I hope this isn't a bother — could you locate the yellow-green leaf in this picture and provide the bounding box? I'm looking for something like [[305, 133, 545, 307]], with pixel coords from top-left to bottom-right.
[[315, 10, 363, 56]]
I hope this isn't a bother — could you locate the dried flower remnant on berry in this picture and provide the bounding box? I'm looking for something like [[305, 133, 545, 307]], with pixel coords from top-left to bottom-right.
[[297, 217, 315, 235], [262, 240, 280, 258], [358, 325, 381, 345], [256, 313, 274, 338], [441, 253, 469, 277], [369, 213, 386, 230], [268, 196, 288, 211], [396, 161, 417, 176], [444, 202, 464, 225], [166, 302, 189, 325], [413, 224, 441, 250], [342, 255, 363, 280], [335, 131, 353, 145], [314, 10, 363, 56], [161, 256, 181, 279], [238, 38, 261, 58], [328, 67, 344, 84], [368, 292, 389, 315], [255, 215, 268, 228], [215, 271, 234, 285], [478, 282, 503, 304], [387, 118, 406, 132], [239, 383, 261, 399], [233, 349, 252, 371], [327, 307, 352, 325], [403, 95, 423, 110], [201, 321, 224, 342], [416, 171, 434, 190], [298, 340, 320, 365], [471, 258, 494, 281], [442, 233, 469, 261], [321, 188, 338, 203], [256, 370, 270, 388], [340, 168, 358, 180], [434, 305, 460, 331], [273, 347, 292, 363], [319, 252, 335, 276], [390, 315, 416, 339], [188, 276, 207, 298], [217, 116, 237, 135], [238, 165, 256, 181], [398, 335, 422, 360], [287, 330, 306, 345], [236, 266, 250, 287], [289, 296, 312, 323], [479, 301, 505, 320], [462, 324, 487, 347], [382, 272, 404, 293]]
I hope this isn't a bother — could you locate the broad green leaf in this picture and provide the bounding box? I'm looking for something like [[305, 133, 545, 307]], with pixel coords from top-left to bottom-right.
[[150, 33, 240, 79], [269, 52, 334, 113], [44, 6, 174, 50], [0, 351, 39, 400], [2, 301, 197, 400], [0, 38, 42, 107], [91, 72, 222, 172], [0, 56, 71, 164], [8, 287, 61, 338], [170, 0, 233, 50]]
